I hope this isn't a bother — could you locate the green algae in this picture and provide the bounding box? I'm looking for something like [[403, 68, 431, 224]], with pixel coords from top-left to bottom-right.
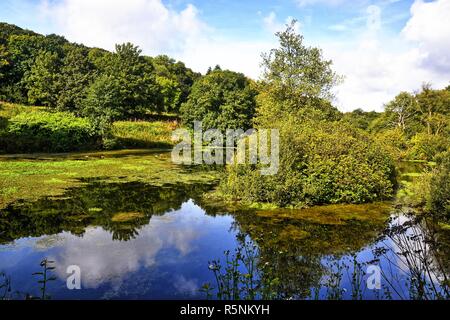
[[0, 150, 218, 209]]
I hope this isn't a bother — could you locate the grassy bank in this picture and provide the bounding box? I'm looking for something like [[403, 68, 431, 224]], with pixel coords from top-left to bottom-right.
[[111, 120, 177, 149]]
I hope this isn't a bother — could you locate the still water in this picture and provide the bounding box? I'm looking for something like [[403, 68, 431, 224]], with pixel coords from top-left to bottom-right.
[[0, 163, 449, 300]]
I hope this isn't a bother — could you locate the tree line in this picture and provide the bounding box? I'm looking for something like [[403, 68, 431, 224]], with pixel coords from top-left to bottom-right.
[[0, 22, 199, 124]]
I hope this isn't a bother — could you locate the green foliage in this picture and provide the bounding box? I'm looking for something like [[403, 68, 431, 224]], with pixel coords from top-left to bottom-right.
[[373, 85, 450, 162], [0, 23, 198, 119], [221, 121, 396, 207], [383, 92, 418, 133], [180, 69, 257, 131], [408, 132, 450, 161], [81, 43, 163, 123], [341, 109, 380, 131], [415, 84, 450, 135], [0, 110, 100, 153], [25, 50, 61, 106], [373, 128, 409, 160], [56, 44, 95, 112], [81, 74, 123, 133], [429, 151, 450, 221], [220, 23, 393, 207], [151, 55, 200, 113], [0, 44, 9, 80], [256, 20, 341, 127]]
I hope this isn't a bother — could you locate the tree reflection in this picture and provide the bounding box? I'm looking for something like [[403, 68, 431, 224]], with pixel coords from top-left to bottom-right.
[[204, 206, 450, 300], [0, 180, 212, 243]]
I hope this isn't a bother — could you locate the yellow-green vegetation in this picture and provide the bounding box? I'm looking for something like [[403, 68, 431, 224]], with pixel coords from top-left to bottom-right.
[[2, 109, 100, 153], [0, 102, 44, 130], [0, 102, 179, 153], [254, 202, 391, 226], [111, 120, 177, 149], [0, 102, 45, 118], [111, 212, 145, 222], [228, 202, 392, 257], [0, 150, 218, 209]]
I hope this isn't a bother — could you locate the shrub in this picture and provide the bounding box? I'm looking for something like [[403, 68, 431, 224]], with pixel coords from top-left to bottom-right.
[[408, 132, 449, 161], [220, 120, 396, 207], [373, 128, 409, 160], [0, 110, 100, 153], [428, 151, 450, 221]]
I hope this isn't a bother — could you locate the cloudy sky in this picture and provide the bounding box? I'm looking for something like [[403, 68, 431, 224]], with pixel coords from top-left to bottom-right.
[[1, 0, 449, 111]]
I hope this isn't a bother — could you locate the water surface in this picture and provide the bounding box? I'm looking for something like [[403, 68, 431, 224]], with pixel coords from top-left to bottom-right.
[[0, 154, 448, 300]]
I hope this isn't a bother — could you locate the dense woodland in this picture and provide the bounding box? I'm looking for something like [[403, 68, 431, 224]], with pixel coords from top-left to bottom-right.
[[0, 22, 449, 222]]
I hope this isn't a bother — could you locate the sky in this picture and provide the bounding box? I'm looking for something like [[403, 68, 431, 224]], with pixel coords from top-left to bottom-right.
[[0, 0, 449, 111]]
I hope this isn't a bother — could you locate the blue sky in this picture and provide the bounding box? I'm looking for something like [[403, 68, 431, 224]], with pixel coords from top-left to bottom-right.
[[1, 0, 449, 111]]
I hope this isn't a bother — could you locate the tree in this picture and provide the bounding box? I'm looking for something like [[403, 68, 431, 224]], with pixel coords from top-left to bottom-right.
[[150, 55, 199, 113], [415, 84, 450, 135], [221, 22, 395, 207], [257, 20, 342, 126], [82, 74, 122, 134], [341, 109, 380, 131], [0, 44, 9, 81], [180, 69, 257, 131], [82, 43, 163, 120], [25, 50, 61, 106], [57, 45, 95, 112], [104, 43, 162, 118], [384, 92, 417, 132]]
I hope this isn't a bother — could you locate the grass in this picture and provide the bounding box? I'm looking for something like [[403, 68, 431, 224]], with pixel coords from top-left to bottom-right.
[[1, 102, 179, 152], [0, 150, 219, 209], [0, 102, 45, 131], [112, 120, 178, 149], [0, 102, 45, 119]]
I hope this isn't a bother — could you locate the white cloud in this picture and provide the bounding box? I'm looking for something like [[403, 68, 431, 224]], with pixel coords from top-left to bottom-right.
[[34, 0, 450, 111], [40, 0, 208, 56], [402, 0, 450, 74], [39, 0, 273, 77], [319, 1, 450, 111], [48, 200, 207, 290], [263, 11, 301, 34], [295, 0, 347, 7]]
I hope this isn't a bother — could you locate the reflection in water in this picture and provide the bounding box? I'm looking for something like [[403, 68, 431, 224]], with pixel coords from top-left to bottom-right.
[[203, 210, 450, 300], [0, 180, 449, 300]]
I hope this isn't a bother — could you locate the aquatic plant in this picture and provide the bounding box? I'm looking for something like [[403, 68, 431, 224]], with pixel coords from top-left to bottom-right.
[[30, 258, 57, 300]]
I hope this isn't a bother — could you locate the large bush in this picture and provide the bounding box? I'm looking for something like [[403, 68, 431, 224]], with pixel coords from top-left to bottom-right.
[[220, 120, 396, 207], [0, 111, 100, 153], [219, 22, 396, 207]]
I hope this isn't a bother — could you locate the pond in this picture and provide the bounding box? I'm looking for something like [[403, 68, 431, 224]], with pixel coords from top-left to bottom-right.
[[0, 152, 449, 300]]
